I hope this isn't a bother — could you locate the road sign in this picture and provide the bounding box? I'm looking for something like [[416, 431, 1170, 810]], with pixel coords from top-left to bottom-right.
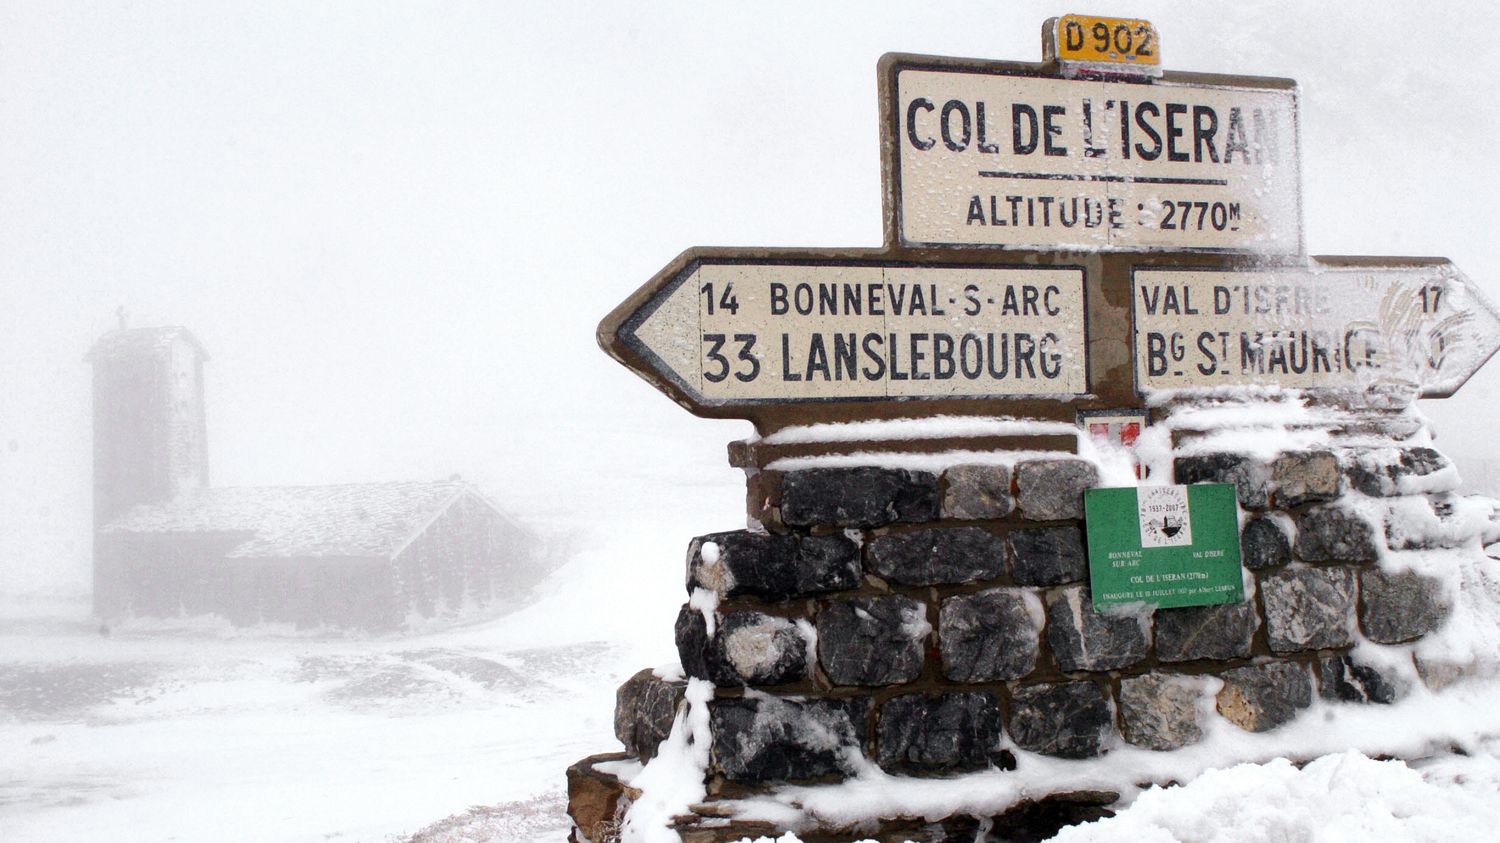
[[598, 251, 1089, 415], [880, 53, 1301, 253], [1043, 15, 1162, 73], [1085, 483, 1244, 611], [1132, 259, 1500, 397]]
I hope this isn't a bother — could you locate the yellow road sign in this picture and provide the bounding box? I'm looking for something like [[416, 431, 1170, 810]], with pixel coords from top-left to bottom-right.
[[1046, 15, 1160, 69]]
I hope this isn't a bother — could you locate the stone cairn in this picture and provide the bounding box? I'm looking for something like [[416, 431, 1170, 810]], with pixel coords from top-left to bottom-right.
[[567, 402, 1496, 842]]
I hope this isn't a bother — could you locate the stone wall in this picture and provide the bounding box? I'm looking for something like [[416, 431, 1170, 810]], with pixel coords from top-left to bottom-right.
[[579, 423, 1496, 841]]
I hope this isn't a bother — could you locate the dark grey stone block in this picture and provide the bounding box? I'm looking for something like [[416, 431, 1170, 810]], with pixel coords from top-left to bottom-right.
[[1044, 586, 1150, 672], [674, 603, 715, 682], [675, 606, 811, 687], [1014, 459, 1098, 520], [938, 588, 1040, 682], [1174, 453, 1270, 510], [1294, 506, 1379, 562], [708, 695, 868, 782], [1008, 681, 1114, 759], [1261, 566, 1357, 653], [1241, 517, 1291, 570], [1217, 662, 1313, 732], [1008, 524, 1087, 586], [780, 467, 940, 528], [867, 526, 1006, 587], [614, 669, 686, 761], [875, 691, 1005, 773], [1154, 600, 1259, 662], [686, 530, 861, 600], [1360, 569, 1450, 644], [1318, 653, 1408, 705], [816, 595, 928, 686]]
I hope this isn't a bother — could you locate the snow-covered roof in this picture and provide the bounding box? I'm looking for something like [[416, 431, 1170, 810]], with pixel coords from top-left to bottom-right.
[[85, 326, 209, 362], [99, 481, 475, 559]]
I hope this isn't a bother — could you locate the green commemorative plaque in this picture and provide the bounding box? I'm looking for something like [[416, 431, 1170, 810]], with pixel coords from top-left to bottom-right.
[[1084, 483, 1244, 610]]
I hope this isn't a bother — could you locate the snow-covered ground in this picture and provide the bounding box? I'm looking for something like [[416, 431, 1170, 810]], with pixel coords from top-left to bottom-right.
[[0, 596, 620, 842], [0, 519, 699, 843], [13, 578, 1500, 842]]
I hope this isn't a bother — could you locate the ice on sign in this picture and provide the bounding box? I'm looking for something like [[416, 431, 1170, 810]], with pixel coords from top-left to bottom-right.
[[620, 261, 1088, 405], [892, 64, 1301, 252], [1133, 264, 1500, 397]]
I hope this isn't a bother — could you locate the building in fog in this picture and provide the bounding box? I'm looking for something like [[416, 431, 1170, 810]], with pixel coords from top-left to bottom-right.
[[88, 326, 546, 630]]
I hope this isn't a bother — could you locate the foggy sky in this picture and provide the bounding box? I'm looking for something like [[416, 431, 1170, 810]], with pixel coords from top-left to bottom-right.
[[3, 1, 1498, 594]]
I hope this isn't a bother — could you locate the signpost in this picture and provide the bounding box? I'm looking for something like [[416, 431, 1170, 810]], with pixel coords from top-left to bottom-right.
[[595, 16, 1500, 607], [600, 252, 1088, 412], [1084, 483, 1244, 610], [879, 53, 1301, 252], [1133, 259, 1500, 397]]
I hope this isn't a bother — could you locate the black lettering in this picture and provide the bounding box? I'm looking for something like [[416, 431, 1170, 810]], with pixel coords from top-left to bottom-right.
[[888, 333, 908, 380], [1196, 331, 1218, 375], [861, 333, 886, 380], [905, 98, 935, 151], [933, 334, 955, 379], [1012, 104, 1039, 154], [780, 334, 802, 381], [1134, 102, 1162, 160], [770, 283, 789, 316], [966, 195, 986, 225], [975, 102, 1000, 153], [1139, 285, 1163, 316], [1166, 103, 1189, 162], [1014, 333, 1037, 378], [833, 333, 858, 380], [1039, 332, 1062, 379], [959, 334, 984, 379], [987, 334, 1009, 378], [842, 284, 862, 316], [1147, 332, 1168, 376], [805, 334, 830, 380], [963, 284, 981, 316], [1192, 105, 1219, 163], [941, 100, 971, 152], [909, 333, 930, 380], [1043, 105, 1067, 156]]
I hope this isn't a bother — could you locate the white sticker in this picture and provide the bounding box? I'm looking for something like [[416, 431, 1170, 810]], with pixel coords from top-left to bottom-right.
[[1138, 485, 1193, 548]]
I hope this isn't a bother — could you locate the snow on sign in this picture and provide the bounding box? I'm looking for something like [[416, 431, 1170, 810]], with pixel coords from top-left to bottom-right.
[[1133, 260, 1500, 397], [881, 53, 1301, 253], [598, 251, 1088, 413]]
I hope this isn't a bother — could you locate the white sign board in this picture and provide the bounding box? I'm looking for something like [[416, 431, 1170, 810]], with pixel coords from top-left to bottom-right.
[[891, 65, 1301, 253], [619, 261, 1088, 406], [1133, 263, 1500, 397]]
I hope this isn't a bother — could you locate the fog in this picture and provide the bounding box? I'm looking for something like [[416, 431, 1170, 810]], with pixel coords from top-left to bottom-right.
[[1, 2, 1497, 593], [6, 3, 1500, 840]]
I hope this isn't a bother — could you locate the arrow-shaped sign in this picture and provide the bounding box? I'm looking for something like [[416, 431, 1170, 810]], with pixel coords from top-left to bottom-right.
[[1132, 258, 1500, 398], [598, 250, 1092, 417]]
